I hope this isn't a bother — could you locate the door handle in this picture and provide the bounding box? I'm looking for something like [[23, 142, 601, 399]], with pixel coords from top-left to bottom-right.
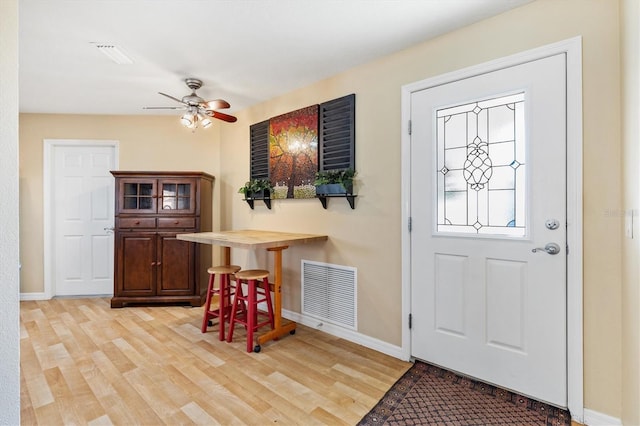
[[532, 242, 561, 255], [104, 226, 115, 234]]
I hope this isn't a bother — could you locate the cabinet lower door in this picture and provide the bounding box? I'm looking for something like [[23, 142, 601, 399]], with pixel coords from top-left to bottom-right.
[[117, 232, 156, 297], [156, 233, 195, 296]]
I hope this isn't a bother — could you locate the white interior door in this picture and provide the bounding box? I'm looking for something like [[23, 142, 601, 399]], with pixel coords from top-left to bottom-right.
[[410, 54, 567, 406], [51, 143, 116, 296]]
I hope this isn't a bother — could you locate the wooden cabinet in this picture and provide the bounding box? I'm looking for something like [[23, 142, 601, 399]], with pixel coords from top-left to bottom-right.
[[111, 171, 213, 308]]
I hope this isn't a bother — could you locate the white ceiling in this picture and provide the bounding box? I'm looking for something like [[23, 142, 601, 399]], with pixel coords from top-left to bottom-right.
[[19, 0, 533, 116]]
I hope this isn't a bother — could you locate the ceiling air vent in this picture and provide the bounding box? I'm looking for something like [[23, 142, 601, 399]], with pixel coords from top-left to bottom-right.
[[91, 43, 134, 65]]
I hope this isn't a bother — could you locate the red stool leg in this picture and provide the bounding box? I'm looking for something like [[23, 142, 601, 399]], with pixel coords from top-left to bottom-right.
[[235, 280, 247, 320], [246, 279, 257, 353], [224, 274, 233, 314], [217, 273, 228, 341], [261, 276, 275, 328], [227, 283, 239, 344]]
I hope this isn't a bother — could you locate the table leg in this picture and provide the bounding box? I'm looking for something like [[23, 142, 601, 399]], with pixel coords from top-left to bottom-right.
[[257, 246, 296, 346], [222, 246, 231, 265]]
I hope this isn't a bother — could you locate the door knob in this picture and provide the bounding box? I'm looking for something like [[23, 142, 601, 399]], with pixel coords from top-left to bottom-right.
[[532, 242, 561, 255], [104, 226, 115, 234]]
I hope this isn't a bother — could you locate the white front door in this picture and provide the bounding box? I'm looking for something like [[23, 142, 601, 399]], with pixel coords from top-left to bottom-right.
[[410, 54, 567, 406], [49, 142, 117, 296]]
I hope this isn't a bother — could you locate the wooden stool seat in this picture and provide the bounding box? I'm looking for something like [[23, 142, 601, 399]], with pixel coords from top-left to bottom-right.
[[207, 265, 241, 275], [235, 269, 270, 281], [227, 269, 275, 352], [201, 264, 242, 340]]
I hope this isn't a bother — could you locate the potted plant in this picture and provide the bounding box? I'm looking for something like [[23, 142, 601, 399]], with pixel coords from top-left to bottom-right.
[[238, 178, 274, 199], [314, 168, 356, 195]]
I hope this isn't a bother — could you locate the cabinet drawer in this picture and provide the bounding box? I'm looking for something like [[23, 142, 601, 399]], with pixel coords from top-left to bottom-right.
[[118, 217, 156, 228], [157, 217, 196, 229]]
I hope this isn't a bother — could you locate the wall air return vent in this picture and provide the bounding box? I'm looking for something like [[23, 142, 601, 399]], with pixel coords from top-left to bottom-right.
[[302, 260, 357, 330]]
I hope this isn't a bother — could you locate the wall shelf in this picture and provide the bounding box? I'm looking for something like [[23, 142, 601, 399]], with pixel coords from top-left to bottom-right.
[[316, 194, 356, 209], [244, 197, 272, 210]]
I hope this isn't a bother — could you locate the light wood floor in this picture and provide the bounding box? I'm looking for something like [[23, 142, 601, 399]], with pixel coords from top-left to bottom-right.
[[20, 297, 411, 425]]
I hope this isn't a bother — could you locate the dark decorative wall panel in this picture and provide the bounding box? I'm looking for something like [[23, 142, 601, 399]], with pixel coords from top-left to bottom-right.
[[319, 94, 355, 172], [249, 120, 270, 180]]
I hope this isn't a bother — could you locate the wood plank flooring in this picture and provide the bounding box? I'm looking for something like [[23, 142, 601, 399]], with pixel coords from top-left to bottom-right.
[[20, 298, 411, 425]]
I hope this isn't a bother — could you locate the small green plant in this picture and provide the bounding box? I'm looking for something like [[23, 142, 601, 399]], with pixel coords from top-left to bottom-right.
[[314, 168, 356, 191], [238, 178, 274, 198]]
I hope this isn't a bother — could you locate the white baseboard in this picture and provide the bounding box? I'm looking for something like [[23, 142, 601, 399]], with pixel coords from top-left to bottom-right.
[[583, 409, 622, 426], [282, 309, 408, 361], [20, 293, 113, 301], [20, 292, 50, 301]]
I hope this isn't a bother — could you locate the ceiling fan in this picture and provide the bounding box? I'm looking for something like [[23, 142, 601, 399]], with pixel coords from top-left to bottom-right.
[[144, 78, 237, 129]]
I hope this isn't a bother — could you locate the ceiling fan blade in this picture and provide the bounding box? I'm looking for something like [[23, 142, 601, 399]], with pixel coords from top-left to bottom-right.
[[204, 99, 231, 110], [158, 92, 187, 105], [143, 106, 186, 110], [208, 110, 237, 123]]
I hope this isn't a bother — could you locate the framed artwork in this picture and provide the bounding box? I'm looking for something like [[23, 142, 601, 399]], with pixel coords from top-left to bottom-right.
[[269, 105, 319, 199]]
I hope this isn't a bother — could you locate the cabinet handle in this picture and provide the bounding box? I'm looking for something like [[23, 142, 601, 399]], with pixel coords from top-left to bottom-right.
[[156, 262, 162, 266], [174, 221, 180, 224], [151, 261, 156, 266], [134, 221, 140, 225]]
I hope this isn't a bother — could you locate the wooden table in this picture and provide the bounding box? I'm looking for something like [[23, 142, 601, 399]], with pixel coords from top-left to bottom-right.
[[177, 230, 328, 349]]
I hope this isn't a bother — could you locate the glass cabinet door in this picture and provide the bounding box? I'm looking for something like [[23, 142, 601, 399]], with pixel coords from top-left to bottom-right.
[[158, 178, 196, 214], [119, 179, 157, 213]]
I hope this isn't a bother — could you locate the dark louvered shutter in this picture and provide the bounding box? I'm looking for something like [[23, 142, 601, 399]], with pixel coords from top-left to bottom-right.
[[249, 120, 270, 180], [319, 94, 355, 171]]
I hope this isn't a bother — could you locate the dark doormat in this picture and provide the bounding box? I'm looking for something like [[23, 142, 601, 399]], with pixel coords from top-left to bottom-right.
[[358, 361, 571, 425]]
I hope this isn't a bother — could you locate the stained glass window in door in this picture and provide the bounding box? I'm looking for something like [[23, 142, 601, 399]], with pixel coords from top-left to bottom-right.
[[436, 93, 526, 236]]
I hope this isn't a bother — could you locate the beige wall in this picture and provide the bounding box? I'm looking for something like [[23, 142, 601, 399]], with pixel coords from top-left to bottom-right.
[[18, 0, 632, 420], [620, 0, 640, 424], [19, 114, 223, 294]]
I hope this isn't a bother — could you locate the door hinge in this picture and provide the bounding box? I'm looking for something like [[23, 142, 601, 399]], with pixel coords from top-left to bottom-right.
[[408, 217, 412, 232], [409, 313, 412, 329], [408, 120, 412, 135]]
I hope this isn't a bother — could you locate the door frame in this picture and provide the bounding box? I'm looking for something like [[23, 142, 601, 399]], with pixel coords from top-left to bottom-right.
[[43, 139, 119, 299], [400, 37, 583, 420]]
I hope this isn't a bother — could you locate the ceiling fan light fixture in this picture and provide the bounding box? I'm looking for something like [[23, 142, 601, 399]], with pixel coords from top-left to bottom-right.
[[145, 79, 236, 130], [201, 117, 212, 128], [180, 112, 194, 127]]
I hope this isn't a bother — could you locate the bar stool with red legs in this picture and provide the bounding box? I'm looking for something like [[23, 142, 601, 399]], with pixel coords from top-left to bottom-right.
[[201, 265, 242, 341], [227, 269, 275, 352]]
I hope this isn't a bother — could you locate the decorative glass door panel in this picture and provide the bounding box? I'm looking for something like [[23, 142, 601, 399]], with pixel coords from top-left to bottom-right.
[[436, 93, 526, 237]]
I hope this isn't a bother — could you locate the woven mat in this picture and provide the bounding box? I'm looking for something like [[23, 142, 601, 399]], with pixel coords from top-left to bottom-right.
[[358, 361, 571, 425]]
